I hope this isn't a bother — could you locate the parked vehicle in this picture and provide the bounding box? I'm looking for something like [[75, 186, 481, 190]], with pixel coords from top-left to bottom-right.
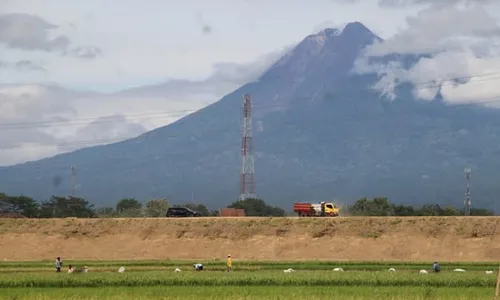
[[293, 202, 340, 217], [166, 207, 199, 217]]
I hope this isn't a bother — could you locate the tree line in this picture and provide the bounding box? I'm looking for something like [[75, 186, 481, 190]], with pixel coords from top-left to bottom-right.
[[0, 193, 287, 218], [0, 192, 495, 218], [0, 193, 95, 218], [346, 197, 494, 216]]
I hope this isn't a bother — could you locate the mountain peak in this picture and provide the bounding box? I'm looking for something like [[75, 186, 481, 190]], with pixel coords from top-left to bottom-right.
[[342, 22, 373, 36], [260, 21, 380, 83], [340, 22, 382, 45], [309, 22, 376, 40]]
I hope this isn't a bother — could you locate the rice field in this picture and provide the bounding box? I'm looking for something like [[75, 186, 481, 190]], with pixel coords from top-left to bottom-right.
[[1, 260, 498, 299], [1, 286, 494, 300]]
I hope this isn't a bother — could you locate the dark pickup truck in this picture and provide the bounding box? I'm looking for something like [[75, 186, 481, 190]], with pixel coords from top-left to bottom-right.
[[166, 207, 199, 217]]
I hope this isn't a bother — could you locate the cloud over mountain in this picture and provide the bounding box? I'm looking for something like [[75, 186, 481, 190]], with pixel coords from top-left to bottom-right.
[[353, 5, 500, 103]]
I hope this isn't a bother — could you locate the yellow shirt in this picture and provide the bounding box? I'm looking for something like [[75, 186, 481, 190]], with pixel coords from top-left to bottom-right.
[[227, 258, 232, 267]]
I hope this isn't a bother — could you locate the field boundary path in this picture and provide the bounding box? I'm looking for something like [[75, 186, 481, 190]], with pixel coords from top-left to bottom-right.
[[0, 216, 499, 261]]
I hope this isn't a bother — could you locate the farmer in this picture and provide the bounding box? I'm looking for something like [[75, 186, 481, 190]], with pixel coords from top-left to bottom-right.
[[226, 254, 232, 272], [55, 257, 62, 273], [193, 263, 203, 271], [433, 261, 440, 273], [68, 265, 74, 273]]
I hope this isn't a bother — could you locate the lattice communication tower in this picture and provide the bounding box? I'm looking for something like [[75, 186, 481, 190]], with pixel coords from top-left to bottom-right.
[[240, 94, 255, 200]]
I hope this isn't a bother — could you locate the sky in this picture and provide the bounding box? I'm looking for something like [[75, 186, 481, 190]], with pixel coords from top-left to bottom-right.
[[0, 0, 499, 166]]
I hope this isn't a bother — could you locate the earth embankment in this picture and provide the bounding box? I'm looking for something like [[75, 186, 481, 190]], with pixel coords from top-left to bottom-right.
[[0, 217, 499, 261]]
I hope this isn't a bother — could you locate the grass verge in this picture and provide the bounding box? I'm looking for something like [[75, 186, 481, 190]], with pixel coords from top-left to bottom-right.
[[0, 271, 495, 288], [0, 286, 494, 300]]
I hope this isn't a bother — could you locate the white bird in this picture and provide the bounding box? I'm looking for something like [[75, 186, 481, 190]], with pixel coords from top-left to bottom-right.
[[118, 267, 125, 273], [486, 270, 494, 274], [453, 269, 466, 272], [333, 267, 344, 272], [419, 270, 428, 274], [283, 268, 295, 273], [388, 268, 396, 272], [174, 268, 181, 272]]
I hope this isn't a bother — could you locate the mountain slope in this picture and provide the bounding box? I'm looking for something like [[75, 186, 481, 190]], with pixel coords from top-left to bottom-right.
[[1, 22, 500, 211]]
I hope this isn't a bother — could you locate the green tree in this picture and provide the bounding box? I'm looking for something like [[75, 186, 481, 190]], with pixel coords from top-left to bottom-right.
[[441, 206, 460, 216], [469, 208, 495, 216], [39, 196, 95, 218], [0, 194, 14, 213], [392, 204, 416, 216], [418, 204, 443, 216], [348, 197, 395, 216], [346, 197, 496, 217], [3, 195, 40, 217], [116, 198, 142, 216], [227, 198, 285, 217], [145, 199, 169, 217], [96, 207, 115, 217]]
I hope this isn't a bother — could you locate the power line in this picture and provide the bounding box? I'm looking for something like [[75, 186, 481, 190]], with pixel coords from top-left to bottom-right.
[[0, 136, 133, 150], [0, 71, 499, 130], [1, 112, 496, 186], [409, 71, 500, 89], [2, 93, 500, 151], [0, 71, 498, 157], [0, 109, 197, 129]]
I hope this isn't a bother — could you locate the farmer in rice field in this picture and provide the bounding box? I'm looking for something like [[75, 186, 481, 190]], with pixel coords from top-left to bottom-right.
[[68, 265, 74, 273], [55, 257, 62, 272], [226, 254, 232, 272], [433, 261, 440, 273], [193, 263, 203, 271]]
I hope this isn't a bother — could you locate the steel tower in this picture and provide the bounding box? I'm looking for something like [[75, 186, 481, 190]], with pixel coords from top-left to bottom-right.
[[464, 168, 471, 216], [240, 94, 255, 200]]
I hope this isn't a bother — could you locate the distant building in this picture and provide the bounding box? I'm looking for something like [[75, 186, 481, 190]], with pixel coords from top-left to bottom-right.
[[218, 208, 246, 217]]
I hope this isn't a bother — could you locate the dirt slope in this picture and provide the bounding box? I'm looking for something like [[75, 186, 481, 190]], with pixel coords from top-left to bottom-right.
[[1, 217, 500, 261]]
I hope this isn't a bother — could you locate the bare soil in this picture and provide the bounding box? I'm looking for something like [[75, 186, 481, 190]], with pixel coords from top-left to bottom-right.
[[1, 217, 500, 261]]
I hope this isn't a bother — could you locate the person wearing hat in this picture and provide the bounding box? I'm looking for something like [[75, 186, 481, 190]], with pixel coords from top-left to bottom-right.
[[433, 261, 440, 273], [55, 257, 62, 273], [226, 254, 232, 272]]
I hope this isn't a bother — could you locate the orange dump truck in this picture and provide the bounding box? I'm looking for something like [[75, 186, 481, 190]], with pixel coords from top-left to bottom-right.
[[293, 202, 340, 217]]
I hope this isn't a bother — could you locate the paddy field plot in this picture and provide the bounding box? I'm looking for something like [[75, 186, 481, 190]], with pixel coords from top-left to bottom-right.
[[0, 260, 498, 299]]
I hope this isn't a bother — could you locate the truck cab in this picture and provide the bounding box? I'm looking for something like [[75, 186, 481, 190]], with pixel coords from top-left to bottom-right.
[[322, 202, 339, 216]]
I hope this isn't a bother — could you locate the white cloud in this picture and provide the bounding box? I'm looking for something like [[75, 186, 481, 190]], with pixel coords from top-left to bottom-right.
[[364, 5, 500, 56], [0, 145, 59, 166], [0, 60, 46, 72], [0, 0, 426, 92], [56, 115, 147, 153], [0, 13, 101, 58], [0, 46, 288, 166], [0, 85, 76, 122], [1, 0, 499, 167], [354, 4, 500, 103], [377, 0, 496, 8]]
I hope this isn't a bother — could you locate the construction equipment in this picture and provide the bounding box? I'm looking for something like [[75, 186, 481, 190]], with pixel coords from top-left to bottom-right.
[[293, 202, 340, 217]]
